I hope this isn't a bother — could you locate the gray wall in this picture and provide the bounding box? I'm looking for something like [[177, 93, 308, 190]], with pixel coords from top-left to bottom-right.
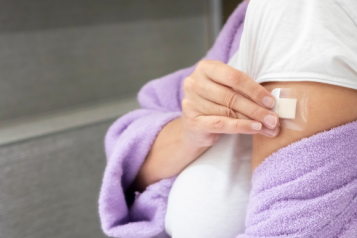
[[0, 0, 209, 122], [0, 121, 111, 238], [0, 1, 214, 237]]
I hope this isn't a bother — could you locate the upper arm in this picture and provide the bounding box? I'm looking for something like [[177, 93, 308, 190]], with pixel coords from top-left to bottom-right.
[[252, 81, 357, 170]]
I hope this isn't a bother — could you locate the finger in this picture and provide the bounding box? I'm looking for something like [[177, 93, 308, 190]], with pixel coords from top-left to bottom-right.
[[197, 60, 275, 108], [194, 79, 279, 129], [185, 93, 236, 118], [182, 96, 243, 120], [191, 115, 262, 134], [259, 126, 280, 138], [187, 94, 250, 120]]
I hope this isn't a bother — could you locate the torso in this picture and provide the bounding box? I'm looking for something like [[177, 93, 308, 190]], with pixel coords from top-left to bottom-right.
[[165, 43, 253, 238], [165, 0, 357, 236], [165, 134, 252, 238]]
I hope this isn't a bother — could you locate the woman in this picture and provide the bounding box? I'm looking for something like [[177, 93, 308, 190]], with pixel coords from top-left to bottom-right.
[[99, 0, 357, 237]]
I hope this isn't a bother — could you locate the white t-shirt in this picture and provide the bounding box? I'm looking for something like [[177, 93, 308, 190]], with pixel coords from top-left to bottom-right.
[[165, 0, 357, 237], [165, 133, 252, 238], [234, 0, 357, 88]]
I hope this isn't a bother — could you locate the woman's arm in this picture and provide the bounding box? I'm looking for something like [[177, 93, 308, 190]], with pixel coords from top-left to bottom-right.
[[133, 60, 280, 191], [132, 117, 208, 191], [99, 2, 251, 237], [252, 81, 357, 170]]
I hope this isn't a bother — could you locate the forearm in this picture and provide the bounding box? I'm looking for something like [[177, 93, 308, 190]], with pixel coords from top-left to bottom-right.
[[132, 117, 209, 192]]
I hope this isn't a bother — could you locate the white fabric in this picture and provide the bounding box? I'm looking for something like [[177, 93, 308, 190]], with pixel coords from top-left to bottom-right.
[[231, 0, 357, 89], [165, 0, 357, 237], [165, 134, 252, 238]]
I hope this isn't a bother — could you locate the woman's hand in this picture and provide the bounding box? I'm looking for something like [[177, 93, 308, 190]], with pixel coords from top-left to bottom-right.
[[181, 60, 280, 148], [132, 60, 280, 191]]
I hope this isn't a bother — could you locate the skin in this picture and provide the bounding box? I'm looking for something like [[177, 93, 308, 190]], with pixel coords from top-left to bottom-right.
[[133, 0, 259, 193], [133, 60, 280, 191], [133, 61, 357, 192], [133, 0, 357, 191], [252, 81, 357, 170]]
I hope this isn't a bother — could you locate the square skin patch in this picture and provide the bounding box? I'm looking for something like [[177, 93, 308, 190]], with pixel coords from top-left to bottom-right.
[[277, 98, 297, 119]]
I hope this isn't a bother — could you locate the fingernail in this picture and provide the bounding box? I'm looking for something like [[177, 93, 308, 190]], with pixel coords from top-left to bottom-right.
[[264, 127, 279, 137], [264, 115, 277, 128], [252, 122, 262, 130], [263, 96, 275, 108]]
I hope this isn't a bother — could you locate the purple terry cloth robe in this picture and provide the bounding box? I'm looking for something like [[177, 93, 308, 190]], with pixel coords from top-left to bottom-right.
[[99, 1, 248, 238], [237, 120, 357, 238]]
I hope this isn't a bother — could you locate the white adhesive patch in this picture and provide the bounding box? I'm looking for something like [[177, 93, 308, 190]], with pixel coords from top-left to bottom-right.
[[271, 88, 308, 130], [278, 98, 297, 119]]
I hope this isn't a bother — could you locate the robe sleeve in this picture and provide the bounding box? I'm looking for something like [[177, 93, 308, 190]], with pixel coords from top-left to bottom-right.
[[98, 2, 248, 237]]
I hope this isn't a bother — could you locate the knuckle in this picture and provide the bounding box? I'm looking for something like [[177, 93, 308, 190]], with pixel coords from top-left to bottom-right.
[[219, 106, 236, 118], [181, 98, 191, 110], [218, 106, 227, 116], [223, 92, 237, 109], [236, 112, 247, 120], [183, 77, 194, 92], [226, 70, 244, 86], [234, 120, 243, 131], [182, 99, 200, 119], [249, 106, 261, 118], [249, 85, 261, 99], [229, 109, 237, 119], [210, 119, 225, 130], [197, 60, 208, 71], [197, 60, 218, 72]]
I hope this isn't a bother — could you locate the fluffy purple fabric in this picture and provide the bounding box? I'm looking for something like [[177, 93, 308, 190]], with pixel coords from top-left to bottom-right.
[[99, 2, 248, 238], [238, 120, 357, 238]]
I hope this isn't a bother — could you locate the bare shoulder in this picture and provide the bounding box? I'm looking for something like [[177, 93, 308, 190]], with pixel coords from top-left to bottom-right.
[[252, 81, 357, 170]]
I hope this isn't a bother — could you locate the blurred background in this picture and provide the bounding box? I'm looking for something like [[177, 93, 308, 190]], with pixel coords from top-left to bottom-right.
[[0, 0, 242, 237]]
